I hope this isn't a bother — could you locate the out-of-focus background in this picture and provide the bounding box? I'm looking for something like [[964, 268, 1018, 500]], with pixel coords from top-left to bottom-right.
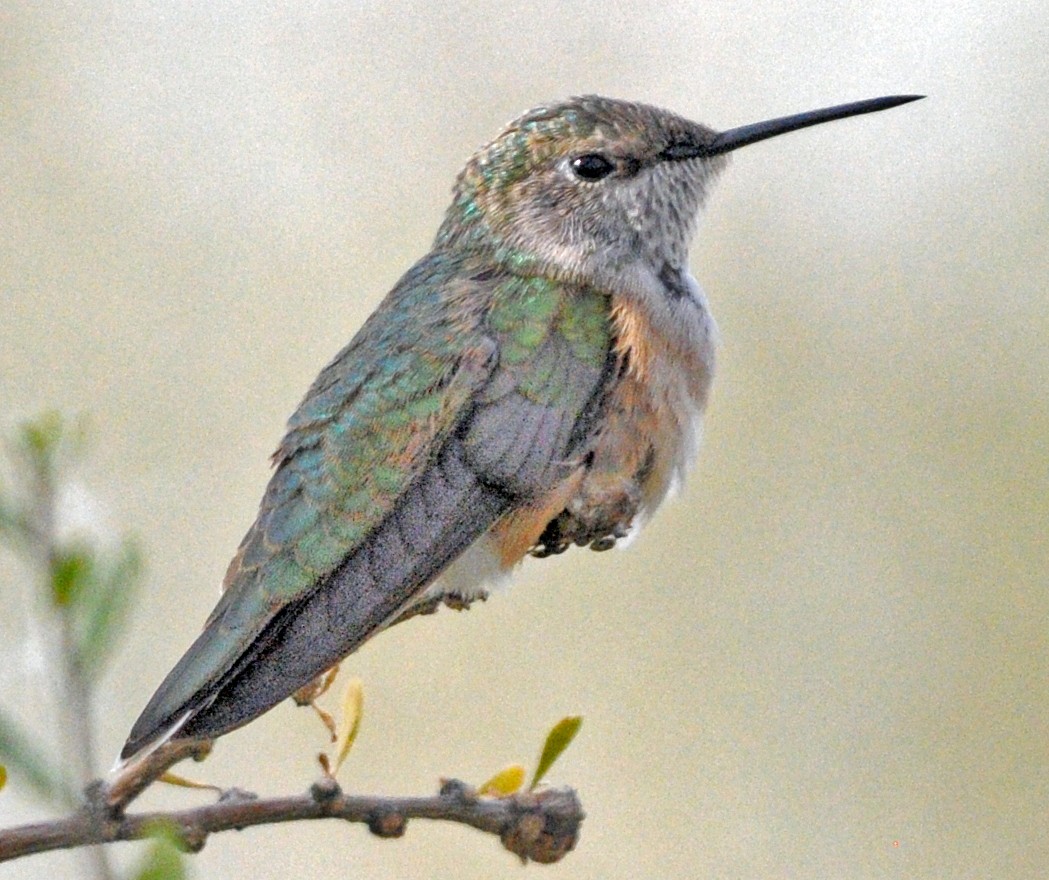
[[2, 3, 1046, 878]]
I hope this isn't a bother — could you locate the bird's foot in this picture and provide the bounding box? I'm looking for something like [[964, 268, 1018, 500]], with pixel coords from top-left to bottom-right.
[[293, 665, 341, 742], [388, 590, 489, 627], [531, 478, 639, 557]]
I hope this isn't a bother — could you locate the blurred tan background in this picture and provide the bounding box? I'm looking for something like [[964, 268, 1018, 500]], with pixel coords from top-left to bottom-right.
[[2, 2, 1046, 878]]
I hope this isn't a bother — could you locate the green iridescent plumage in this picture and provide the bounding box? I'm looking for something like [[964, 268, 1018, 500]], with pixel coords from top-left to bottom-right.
[[123, 249, 613, 754]]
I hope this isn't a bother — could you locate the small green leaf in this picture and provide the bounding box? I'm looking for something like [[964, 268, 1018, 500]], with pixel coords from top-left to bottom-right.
[[477, 764, 526, 797], [0, 708, 71, 804], [50, 544, 94, 606], [9, 412, 89, 509], [0, 763, 7, 792], [530, 715, 583, 790], [132, 822, 188, 880], [159, 771, 222, 793], [18, 410, 65, 461], [332, 678, 364, 776]]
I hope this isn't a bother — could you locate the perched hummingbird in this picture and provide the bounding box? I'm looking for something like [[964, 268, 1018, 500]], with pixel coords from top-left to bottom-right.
[[121, 93, 922, 760]]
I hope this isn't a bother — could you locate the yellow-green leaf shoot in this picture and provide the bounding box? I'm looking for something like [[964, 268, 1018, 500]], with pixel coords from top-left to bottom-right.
[[158, 771, 222, 793], [530, 715, 583, 790], [477, 764, 526, 797], [332, 677, 364, 776]]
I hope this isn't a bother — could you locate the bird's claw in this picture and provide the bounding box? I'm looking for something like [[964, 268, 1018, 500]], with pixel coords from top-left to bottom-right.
[[532, 479, 639, 557]]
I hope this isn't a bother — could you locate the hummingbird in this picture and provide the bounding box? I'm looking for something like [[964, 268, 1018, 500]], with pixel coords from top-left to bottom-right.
[[121, 93, 922, 761]]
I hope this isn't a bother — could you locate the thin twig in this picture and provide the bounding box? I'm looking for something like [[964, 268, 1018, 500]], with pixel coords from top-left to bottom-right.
[[0, 778, 583, 865]]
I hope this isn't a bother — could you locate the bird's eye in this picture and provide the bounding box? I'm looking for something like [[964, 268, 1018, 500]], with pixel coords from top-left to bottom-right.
[[570, 153, 616, 181]]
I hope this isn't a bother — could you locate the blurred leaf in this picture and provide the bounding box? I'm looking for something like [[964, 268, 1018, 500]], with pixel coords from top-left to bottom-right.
[[49, 543, 94, 606], [477, 764, 526, 797], [12, 412, 85, 507], [530, 716, 583, 790], [0, 763, 7, 792], [0, 708, 70, 803], [17, 410, 65, 464], [131, 822, 188, 880], [74, 538, 143, 678], [332, 677, 364, 776]]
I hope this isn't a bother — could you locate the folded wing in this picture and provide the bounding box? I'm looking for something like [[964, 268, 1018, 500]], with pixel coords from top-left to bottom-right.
[[122, 258, 613, 758]]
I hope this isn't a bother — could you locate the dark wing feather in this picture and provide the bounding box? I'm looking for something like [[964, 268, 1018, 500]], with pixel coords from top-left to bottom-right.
[[178, 436, 511, 740], [122, 259, 613, 757]]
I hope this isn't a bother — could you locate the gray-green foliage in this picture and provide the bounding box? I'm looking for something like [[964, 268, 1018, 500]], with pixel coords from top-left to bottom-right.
[[0, 412, 182, 877]]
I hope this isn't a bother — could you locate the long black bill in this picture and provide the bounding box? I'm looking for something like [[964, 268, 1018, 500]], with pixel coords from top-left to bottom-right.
[[669, 95, 924, 160]]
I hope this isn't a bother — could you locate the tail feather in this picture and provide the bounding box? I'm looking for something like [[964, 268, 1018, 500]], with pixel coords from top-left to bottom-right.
[[121, 437, 511, 759]]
